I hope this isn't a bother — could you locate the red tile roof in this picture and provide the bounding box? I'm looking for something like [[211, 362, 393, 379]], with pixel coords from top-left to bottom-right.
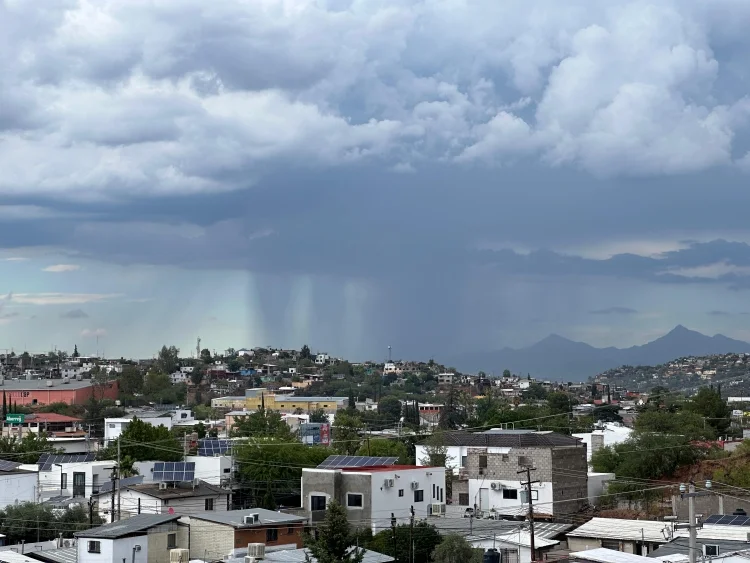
[[28, 413, 82, 423]]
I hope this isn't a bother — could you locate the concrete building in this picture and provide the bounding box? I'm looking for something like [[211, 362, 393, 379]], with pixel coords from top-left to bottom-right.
[[74, 514, 188, 563], [573, 422, 633, 466], [184, 508, 306, 559], [135, 455, 234, 487], [0, 378, 118, 406], [301, 459, 446, 533], [0, 462, 38, 508], [211, 396, 247, 409], [428, 430, 587, 517], [243, 389, 345, 414], [36, 455, 115, 501]]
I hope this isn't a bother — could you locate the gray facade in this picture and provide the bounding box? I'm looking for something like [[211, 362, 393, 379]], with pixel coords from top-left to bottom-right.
[[301, 470, 373, 528]]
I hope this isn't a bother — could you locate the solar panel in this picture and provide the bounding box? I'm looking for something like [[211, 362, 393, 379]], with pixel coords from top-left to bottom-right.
[[38, 453, 96, 471], [704, 514, 750, 526], [198, 439, 232, 456], [317, 455, 398, 469], [0, 459, 21, 472], [153, 461, 195, 482]]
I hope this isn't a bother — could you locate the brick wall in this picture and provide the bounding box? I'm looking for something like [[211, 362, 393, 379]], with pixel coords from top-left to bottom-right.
[[550, 446, 588, 516]]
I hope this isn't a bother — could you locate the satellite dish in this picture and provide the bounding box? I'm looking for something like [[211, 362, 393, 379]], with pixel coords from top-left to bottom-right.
[[168, 507, 175, 514]]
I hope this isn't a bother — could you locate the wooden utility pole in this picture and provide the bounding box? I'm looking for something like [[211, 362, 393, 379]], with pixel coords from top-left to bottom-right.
[[391, 513, 398, 563], [409, 506, 414, 563], [518, 466, 539, 561]]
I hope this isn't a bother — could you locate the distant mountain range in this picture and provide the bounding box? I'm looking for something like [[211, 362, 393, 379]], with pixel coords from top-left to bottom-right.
[[447, 325, 750, 381]]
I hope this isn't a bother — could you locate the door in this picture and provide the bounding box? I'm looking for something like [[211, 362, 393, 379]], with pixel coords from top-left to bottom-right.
[[73, 472, 86, 497], [479, 488, 489, 512]]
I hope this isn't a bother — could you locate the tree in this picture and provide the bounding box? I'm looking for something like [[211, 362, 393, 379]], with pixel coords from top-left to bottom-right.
[[304, 500, 364, 563], [0, 502, 101, 544], [157, 345, 180, 374], [200, 348, 212, 363], [635, 409, 713, 440], [72, 344, 80, 358], [432, 534, 478, 563], [502, 369, 511, 378], [348, 388, 356, 410], [378, 396, 402, 422], [190, 369, 205, 386], [356, 439, 409, 463], [310, 409, 329, 423], [547, 392, 574, 414], [0, 433, 58, 464], [232, 409, 295, 440], [333, 411, 363, 455], [686, 387, 732, 435], [300, 345, 312, 360], [368, 522, 442, 562], [120, 365, 144, 395], [97, 418, 182, 462]]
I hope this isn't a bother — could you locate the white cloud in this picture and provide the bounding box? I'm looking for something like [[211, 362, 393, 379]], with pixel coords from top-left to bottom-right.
[[81, 328, 107, 338], [42, 264, 81, 272], [0, 0, 749, 200], [2, 257, 28, 261], [11, 293, 119, 305]]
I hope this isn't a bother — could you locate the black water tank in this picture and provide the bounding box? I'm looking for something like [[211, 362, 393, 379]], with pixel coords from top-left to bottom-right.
[[484, 549, 501, 563], [733, 508, 747, 516]]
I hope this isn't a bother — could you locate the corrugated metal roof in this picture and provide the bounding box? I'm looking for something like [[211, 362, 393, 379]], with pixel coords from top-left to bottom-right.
[[28, 546, 77, 563], [435, 431, 582, 448], [568, 518, 674, 543], [571, 548, 653, 563], [75, 514, 180, 539], [263, 548, 393, 563], [676, 524, 750, 542], [429, 518, 572, 539], [0, 552, 46, 563], [649, 538, 749, 559]]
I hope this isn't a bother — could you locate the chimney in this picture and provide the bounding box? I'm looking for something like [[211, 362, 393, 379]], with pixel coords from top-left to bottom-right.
[[591, 434, 605, 456]]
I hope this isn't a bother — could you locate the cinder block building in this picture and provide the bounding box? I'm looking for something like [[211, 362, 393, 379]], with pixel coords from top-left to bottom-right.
[[439, 429, 588, 517]]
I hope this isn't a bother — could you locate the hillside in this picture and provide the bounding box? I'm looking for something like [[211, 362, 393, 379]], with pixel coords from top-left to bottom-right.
[[447, 325, 750, 381]]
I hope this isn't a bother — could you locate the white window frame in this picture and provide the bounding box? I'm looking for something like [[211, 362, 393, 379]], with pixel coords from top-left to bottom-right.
[[346, 493, 364, 509]]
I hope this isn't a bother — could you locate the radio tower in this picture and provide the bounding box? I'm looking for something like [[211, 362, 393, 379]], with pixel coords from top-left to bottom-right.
[[196, 337, 201, 359]]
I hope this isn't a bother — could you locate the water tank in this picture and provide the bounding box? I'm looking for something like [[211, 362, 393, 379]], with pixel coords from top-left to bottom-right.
[[46, 380, 53, 387], [169, 549, 189, 563], [247, 544, 265, 559], [483, 549, 500, 563]]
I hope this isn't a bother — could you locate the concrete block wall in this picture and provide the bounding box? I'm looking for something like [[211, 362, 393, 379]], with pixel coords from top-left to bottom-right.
[[188, 519, 235, 561], [465, 447, 553, 481], [550, 445, 588, 516]]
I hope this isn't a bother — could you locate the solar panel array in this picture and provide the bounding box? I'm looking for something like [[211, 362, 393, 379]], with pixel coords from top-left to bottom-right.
[[198, 439, 232, 456], [317, 455, 398, 469], [153, 461, 196, 482], [38, 453, 96, 471], [0, 460, 21, 472], [703, 514, 750, 526]]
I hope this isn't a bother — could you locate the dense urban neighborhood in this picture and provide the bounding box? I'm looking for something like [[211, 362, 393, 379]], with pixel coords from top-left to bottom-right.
[[1, 344, 750, 563]]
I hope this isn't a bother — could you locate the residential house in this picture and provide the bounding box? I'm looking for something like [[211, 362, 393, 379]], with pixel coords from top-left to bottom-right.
[[74, 514, 188, 563], [211, 396, 247, 409], [573, 422, 633, 466], [0, 461, 38, 508], [302, 456, 446, 533], [243, 389, 345, 415], [314, 354, 330, 365], [135, 455, 234, 487], [567, 518, 674, 555], [104, 414, 173, 445], [419, 429, 588, 517], [100, 480, 229, 517], [185, 508, 306, 559], [36, 454, 115, 502]]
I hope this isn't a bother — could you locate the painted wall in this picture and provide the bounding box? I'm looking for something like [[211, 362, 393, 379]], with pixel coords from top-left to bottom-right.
[[0, 471, 38, 508], [77, 535, 148, 563], [467, 478, 553, 516]]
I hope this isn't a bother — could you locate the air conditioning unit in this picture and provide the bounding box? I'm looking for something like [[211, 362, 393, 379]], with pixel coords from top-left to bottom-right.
[[247, 543, 265, 559], [410, 481, 419, 490], [431, 503, 445, 515], [243, 514, 259, 525], [383, 478, 394, 488], [159, 482, 168, 490], [490, 482, 499, 490], [169, 549, 190, 563], [46, 380, 53, 387]]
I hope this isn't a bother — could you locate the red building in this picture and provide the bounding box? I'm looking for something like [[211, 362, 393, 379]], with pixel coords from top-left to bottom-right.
[[0, 378, 118, 406]]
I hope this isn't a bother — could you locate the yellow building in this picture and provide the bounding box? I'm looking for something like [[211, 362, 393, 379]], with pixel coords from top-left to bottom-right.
[[244, 389, 345, 414]]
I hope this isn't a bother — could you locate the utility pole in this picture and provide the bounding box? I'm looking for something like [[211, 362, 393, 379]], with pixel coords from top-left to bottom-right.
[[365, 425, 371, 456], [109, 467, 117, 523], [676, 480, 713, 563], [409, 506, 414, 563], [391, 513, 398, 563], [117, 439, 121, 521], [518, 466, 539, 562]]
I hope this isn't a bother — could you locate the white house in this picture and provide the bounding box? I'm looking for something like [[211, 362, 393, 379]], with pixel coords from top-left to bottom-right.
[[314, 354, 330, 365], [104, 414, 174, 445], [169, 371, 189, 385], [99, 481, 229, 517], [0, 463, 38, 508], [36, 455, 115, 501], [573, 422, 633, 466], [135, 455, 233, 487], [75, 514, 188, 563], [302, 457, 446, 533]]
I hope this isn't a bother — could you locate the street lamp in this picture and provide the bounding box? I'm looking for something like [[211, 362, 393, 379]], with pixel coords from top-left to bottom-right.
[[675, 480, 714, 563]]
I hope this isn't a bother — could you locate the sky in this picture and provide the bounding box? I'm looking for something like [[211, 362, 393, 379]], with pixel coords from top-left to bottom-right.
[[3, 0, 750, 362]]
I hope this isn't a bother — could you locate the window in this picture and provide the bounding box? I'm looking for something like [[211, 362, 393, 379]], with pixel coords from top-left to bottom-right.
[[440, 488, 443, 502], [167, 533, 177, 549], [518, 456, 531, 467], [87, 541, 101, 554], [311, 495, 327, 511], [347, 493, 363, 508], [414, 490, 424, 502], [287, 526, 295, 535], [459, 493, 469, 506], [61, 473, 67, 490], [502, 489, 518, 499], [223, 468, 231, 473], [109, 423, 115, 429], [398, 489, 404, 497], [478, 455, 488, 469], [501, 454, 509, 462], [31, 399, 38, 405], [461, 456, 467, 467], [705, 545, 720, 557], [205, 498, 214, 511], [72, 472, 85, 498], [432, 484, 436, 498], [266, 528, 279, 542]]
